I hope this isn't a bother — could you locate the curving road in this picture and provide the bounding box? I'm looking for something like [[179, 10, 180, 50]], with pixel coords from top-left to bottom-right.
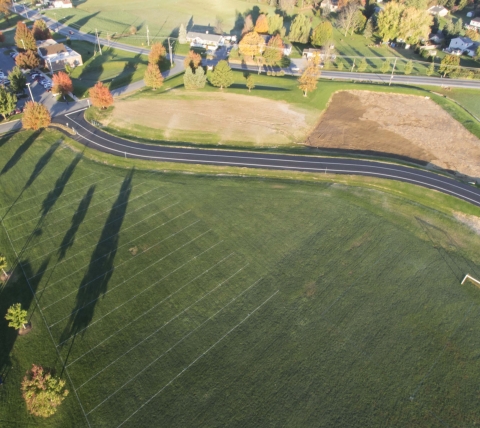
[[55, 108, 480, 207]]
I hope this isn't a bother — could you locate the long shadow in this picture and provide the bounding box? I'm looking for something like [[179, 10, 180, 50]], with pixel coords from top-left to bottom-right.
[[0, 131, 40, 176], [0, 258, 49, 385], [57, 185, 95, 260], [71, 11, 100, 34], [58, 170, 134, 347], [24, 140, 61, 189], [40, 153, 83, 219]]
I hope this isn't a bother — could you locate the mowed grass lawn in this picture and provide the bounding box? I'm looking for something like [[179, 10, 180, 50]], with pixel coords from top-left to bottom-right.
[[1, 130, 480, 427], [67, 41, 150, 97]]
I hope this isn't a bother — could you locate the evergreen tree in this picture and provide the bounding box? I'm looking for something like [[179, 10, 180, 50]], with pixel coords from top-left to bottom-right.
[[426, 62, 435, 76], [184, 66, 206, 89], [179, 23, 187, 44], [357, 58, 368, 72], [14, 21, 36, 51], [209, 60, 234, 89], [267, 13, 283, 35], [33, 19, 51, 41], [380, 60, 391, 73], [439, 54, 460, 77], [289, 14, 311, 44], [15, 51, 40, 69], [454, 18, 463, 36], [8, 66, 26, 94], [363, 19, 374, 39], [245, 74, 255, 92], [0, 86, 16, 120], [404, 60, 413, 75]]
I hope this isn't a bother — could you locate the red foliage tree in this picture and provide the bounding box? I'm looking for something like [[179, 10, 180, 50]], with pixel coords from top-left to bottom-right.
[[15, 51, 40, 69], [52, 71, 73, 96], [0, 32, 4, 43], [33, 19, 51, 41], [183, 50, 202, 70], [89, 82, 114, 109], [22, 102, 51, 130], [14, 21, 36, 51]]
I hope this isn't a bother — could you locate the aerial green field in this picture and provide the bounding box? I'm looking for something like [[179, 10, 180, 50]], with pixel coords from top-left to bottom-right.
[[1, 129, 480, 427]]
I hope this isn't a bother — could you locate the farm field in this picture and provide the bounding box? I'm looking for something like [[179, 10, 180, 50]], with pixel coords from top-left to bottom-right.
[[1, 130, 480, 427], [307, 90, 480, 178]]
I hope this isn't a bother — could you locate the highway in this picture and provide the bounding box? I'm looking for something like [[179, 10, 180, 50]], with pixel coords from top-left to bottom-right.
[[55, 108, 480, 208]]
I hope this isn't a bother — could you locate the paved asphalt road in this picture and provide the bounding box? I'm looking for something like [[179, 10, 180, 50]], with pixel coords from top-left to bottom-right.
[[55, 108, 480, 207]]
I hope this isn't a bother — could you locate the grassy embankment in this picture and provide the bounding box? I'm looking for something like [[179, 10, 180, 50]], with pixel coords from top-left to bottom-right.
[[1, 128, 480, 427], [86, 72, 480, 150]]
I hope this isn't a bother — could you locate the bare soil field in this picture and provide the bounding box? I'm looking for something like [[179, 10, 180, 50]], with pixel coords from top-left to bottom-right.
[[107, 92, 316, 146], [306, 91, 480, 178]]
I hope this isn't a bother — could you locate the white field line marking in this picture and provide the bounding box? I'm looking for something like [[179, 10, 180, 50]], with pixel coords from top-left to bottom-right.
[[115, 288, 278, 426], [49, 228, 211, 328], [34, 205, 185, 286], [88, 277, 263, 417], [5, 174, 112, 221], [1, 172, 98, 216], [64, 250, 232, 358], [78, 264, 247, 390], [9, 178, 131, 234], [461, 274, 480, 286], [24, 190, 167, 262], [0, 218, 92, 427], [44, 220, 201, 312], [66, 113, 480, 202]]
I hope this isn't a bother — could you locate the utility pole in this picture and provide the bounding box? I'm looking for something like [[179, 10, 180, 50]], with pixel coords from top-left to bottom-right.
[[146, 25, 150, 46], [167, 37, 173, 67], [95, 28, 102, 55], [26, 83, 34, 102], [389, 57, 398, 86]]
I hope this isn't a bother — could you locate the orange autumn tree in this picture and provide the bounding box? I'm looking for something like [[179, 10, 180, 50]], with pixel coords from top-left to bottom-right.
[[144, 63, 164, 90], [52, 71, 73, 96], [148, 42, 166, 66], [183, 49, 202, 70], [254, 14, 269, 33], [89, 82, 113, 109], [22, 102, 51, 130]]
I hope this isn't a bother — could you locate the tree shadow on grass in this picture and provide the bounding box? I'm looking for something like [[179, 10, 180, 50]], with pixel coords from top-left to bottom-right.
[[57, 185, 95, 261], [0, 131, 40, 176], [24, 140, 61, 189], [58, 169, 134, 349]]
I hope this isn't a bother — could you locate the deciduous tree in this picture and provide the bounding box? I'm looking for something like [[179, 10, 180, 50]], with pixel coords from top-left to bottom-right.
[[0, 86, 16, 120], [15, 51, 40, 69], [8, 66, 26, 94], [209, 60, 234, 89], [245, 74, 255, 92], [466, 29, 480, 41], [144, 63, 164, 89], [426, 62, 435, 76], [357, 58, 368, 72], [255, 14, 269, 33], [242, 14, 254, 35], [184, 49, 202, 69], [263, 34, 284, 65], [380, 59, 391, 73], [5, 303, 27, 330], [183, 66, 206, 89], [148, 42, 166, 66], [22, 101, 51, 130], [52, 71, 73, 96], [0, 0, 12, 22], [338, 3, 361, 36], [239, 31, 265, 58], [377, 2, 403, 42], [89, 82, 114, 109], [404, 60, 413, 75], [289, 14, 311, 43], [298, 60, 321, 97], [311, 21, 333, 46], [439, 54, 460, 77], [0, 254, 7, 277], [279, 0, 296, 12], [33, 19, 51, 41], [22, 365, 69, 417], [267, 13, 283, 35], [14, 21, 36, 51], [397, 7, 433, 44]]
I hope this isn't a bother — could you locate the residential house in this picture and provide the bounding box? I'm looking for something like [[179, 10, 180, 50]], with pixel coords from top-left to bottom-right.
[[302, 48, 336, 61], [469, 17, 480, 30], [37, 39, 83, 71], [186, 32, 225, 50], [429, 30, 445, 45], [320, 0, 339, 12], [52, 0, 72, 8], [466, 41, 480, 57], [449, 36, 473, 51], [428, 5, 448, 17], [260, 34, 292, 55]]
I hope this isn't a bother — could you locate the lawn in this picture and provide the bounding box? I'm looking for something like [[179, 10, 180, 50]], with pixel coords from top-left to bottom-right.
[[0, 13, 26, 31], [66, 40, 151, 97], [1, 129, 480, 427], [87, 72, 480, 149]]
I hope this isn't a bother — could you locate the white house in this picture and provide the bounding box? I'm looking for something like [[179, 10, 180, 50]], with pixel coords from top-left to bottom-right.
[[469, 17, 480, 30], [186, 32, 225, 50], [53, 0, 72, 8], [449, 36, 473, 51], [428, 5, 448, 17], [37, 39, 82, 71], [320, 0, 338, 12]]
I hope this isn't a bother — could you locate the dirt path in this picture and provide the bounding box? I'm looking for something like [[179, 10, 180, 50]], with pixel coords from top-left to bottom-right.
[[306, 91, 480, 178]]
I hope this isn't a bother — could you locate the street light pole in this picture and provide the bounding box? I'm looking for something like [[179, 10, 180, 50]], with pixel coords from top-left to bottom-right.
[[167, 37, 173, 67], [21, 39, 25, 50], [26, 83, 34, 102]]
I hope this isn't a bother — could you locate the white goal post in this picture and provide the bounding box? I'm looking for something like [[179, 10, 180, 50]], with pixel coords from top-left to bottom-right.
[[461, 274, 480, 287]]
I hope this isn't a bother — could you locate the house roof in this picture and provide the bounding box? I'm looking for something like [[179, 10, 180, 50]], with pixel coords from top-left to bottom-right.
[[454, 36, 473, 44], [303, 48, 322, 54], [428, 5, 448, 12], [471, 17, 480, 23], [186, 32, 223, 43], [39, 42, 67, 57]]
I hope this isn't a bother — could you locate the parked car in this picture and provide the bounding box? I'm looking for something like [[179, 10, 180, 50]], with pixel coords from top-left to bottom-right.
[[69, 30, 74, 35], [14, 107, 23, 115]]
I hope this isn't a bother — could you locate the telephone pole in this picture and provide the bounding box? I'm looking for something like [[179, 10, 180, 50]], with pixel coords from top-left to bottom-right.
[[389, 57, 398, 86], [95, 28, 102, 55], [146, 25, 150, 46], [167, 37, 173, 67]]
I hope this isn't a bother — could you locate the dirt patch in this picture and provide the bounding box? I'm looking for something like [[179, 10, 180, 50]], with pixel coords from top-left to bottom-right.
[[129, 246, 138, 256], [18, 323, 32, 336], [454, 212, 480, 235], [107, 92, 315, 146], [306, 91, 480, 178]]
